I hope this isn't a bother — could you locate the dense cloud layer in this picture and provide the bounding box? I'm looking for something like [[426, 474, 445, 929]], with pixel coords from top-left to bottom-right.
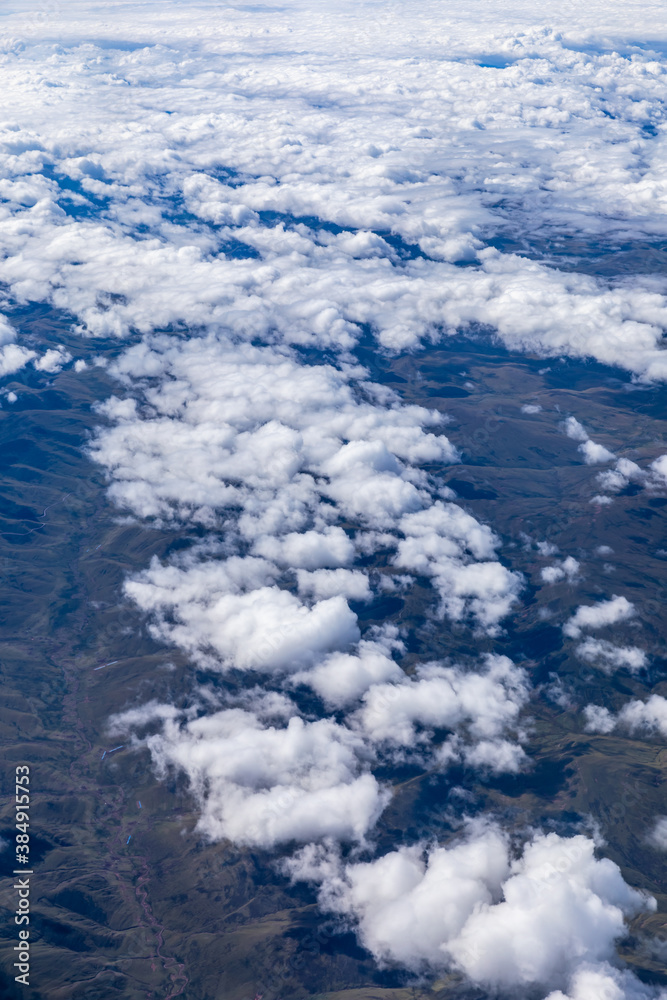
[[3, 2, 667, 376]]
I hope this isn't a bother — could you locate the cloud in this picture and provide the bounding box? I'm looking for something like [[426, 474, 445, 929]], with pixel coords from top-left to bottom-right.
[[563, 595, 635, 639], [564, 418, 591, 444], [287, 823, 655, 993], [0, 313, 36, 375], [34, 345, 72, 373], [4, 4, 667, 992], [537, 540, 559, 557], [541, 556, 580, 585], [597, 458, 647, 494], [463, 738, 527, 774], [545, 963, 662, 1000], [585, 695, 667, 739], [125, 556, 360, 674], [0, 313, 18, 349], [579, 440, 617, 466], [111, 647, 530, 865], [0, 343, 36, 377], [354, 655, 528, 765], [295, 567, 372, 602], [108, 699, 182, 736], [649, 455, 667, 488], [394, 502, 522, 632], [92, 333, 519, 649], [292, 634, 404, 707], [563, 417, 615, 466], [90, 334, 456, 532], [254, 527, 355, 570], [2, 12, 667, 380], [576, 638, 647, 674], [143, 708, 389, 848], [592, 453, 667, 501], [583, 705, 617, 735], [110, 646, 530, 864], [646, 818, 667, 852]]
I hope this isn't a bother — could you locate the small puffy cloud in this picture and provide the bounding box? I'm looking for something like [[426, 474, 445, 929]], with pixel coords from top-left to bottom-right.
[[564, 417, 589, 443], [34, 346, 72, 373], [394, 503, 522, 631], [579, 440, 616, 466], [320, 440, 425, 527], [445, 834, 653, 990], [545, 962, 662, 1000], [295, 567, 372, 602], [651, 455, 667, 487], [646, 818, 667, 852], [563, 595, 635, 639], [597, 458, 645, 493], [463, 738, 527, 774], [541, 556, 580, 585], [583, 705, 616, 734], [585, 695, 667, 739], [0, 343, 36, 376], [563, 418, 615, 465], [293, 637, 404, 707], [576, 638, 647, 674], [521, 404, 542, 414], [537, 540, 559, 556], [397, 502, 499, 562], [354, 654, 529, 767], [108, 698, 182, 735], [0, 312, 36, 375], [615, 696, 667, 738], [646, 816, 667, 851], [286, 822, 511, 972], [0, 314, 16, 347]]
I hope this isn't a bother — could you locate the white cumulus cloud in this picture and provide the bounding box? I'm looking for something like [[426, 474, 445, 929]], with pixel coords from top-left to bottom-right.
[[576, 638, 647, 674], [287, 823, 655, 993], [563, 595, 635, 639]]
